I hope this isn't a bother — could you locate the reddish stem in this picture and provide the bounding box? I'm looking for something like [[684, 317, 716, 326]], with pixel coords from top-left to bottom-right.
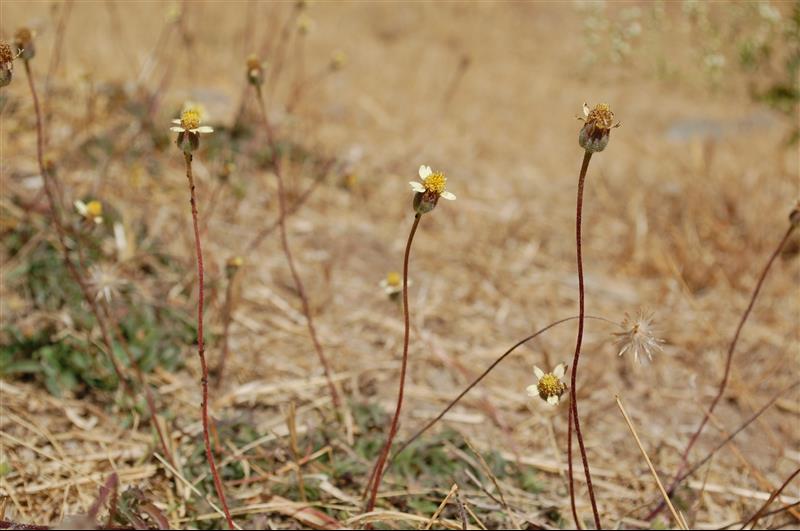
[[214, 270, 237, 388], [23, 59, 130, 390], [183, 152, 235, 530], [253, 85, 340, 407], [567, 150, 601, 529], [363, 213, 422, 514], [650, 223, 796, 520], [740, 467, 800, 530]]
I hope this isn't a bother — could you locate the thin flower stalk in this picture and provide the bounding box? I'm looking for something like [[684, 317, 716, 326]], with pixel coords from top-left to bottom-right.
[[20, 45, 131, 391], [652, 219, 798, 520], [363, 212, 422, 514], [251, 79, 340, 407], [181, 149, 236, 530], [567, 149, 602, 530], [215, 257, 243, 388]]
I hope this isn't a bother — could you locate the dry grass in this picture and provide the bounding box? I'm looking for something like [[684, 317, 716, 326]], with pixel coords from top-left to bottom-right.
[[1, 1, 799, 529]]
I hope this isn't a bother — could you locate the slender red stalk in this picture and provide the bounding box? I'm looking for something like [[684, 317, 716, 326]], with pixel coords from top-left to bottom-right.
[[740, 467, 800, 530], [252, 84, 340, 407], [183, 152, 235, 530], [214, 268, 237, 388], [650, 223, 796, 520], [23, 59, 130, 390], [567, 150, 601, 529], [363, 213, 422, 514]]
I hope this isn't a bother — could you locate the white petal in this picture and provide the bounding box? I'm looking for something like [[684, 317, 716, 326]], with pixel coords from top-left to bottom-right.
[[171, 119, 182, 124], [583, 102, 590, 116], [409, 181, 426, 193], [533, 366, 545, 380], [74, 200, 87, 214], [525, 385, 538, 397], [94, 217, 103, 225], [418, 165, 432, 180], [547, 395, 559, 406], [195, 126, 214, 133], [440, 191, 456, 200], [553, 363, 566, 379], [170, 126, 185, 132]]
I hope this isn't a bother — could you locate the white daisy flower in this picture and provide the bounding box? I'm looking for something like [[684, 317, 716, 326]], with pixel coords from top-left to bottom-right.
[[409, 165, 456, 200], [526, 363, 568, 406], [74, 200, 103, 225], [169, 107, 213, 134]]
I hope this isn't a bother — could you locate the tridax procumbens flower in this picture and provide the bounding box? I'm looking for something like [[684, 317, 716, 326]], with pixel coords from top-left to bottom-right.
[[171, 105, 213, 153], [410, 165, 456, 214], [614, 309, 663, 365], [380, 271, 409, 299], [527, 363, 568, 405], [75, 199, 104, 225], [578, 102, 620, 153]]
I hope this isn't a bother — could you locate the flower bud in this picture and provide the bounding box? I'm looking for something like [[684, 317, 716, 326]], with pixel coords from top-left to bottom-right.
[[225, 256, 243, 279], [246, 54, 265, 86], [413, 191, 437, 215], [790, 200, 800, 227], [14, 28, 35, 61]]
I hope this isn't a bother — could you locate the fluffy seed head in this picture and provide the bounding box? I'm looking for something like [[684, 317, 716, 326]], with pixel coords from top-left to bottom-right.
[[614, 309, 664, 365]]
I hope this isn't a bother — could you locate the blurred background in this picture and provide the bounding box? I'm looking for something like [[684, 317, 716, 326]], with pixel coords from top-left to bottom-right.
[[1, 1, 799, 529]]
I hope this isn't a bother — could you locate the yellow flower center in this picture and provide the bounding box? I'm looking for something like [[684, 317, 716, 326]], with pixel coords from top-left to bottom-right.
[[424, 172, 447, 195], [538, 374, 565, 400], [181, 109, 201, 130], [386, 271, 401, 287], [86, 201, 103, 218], [587, 103, 615, 130]]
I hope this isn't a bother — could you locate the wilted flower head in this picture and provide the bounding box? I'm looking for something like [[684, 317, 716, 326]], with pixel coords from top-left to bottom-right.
[[527, 363, 568, 405], [0, 41, 14, 87], [171, 105, 213, 153], [13, 27, 35, 60], [246, 54, 265, 86], [410, 165, 456, 214], [75, 200, 104, 225], [88, 264, 126, 303], [614, 309, 663, 365], [578, 102, 620, 153]]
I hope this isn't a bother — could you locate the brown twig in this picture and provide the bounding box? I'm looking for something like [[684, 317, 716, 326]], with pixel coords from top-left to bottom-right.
[[214, 265, 238, 388], [652, 223, 797, 520], [740, 467, 800, 530], [363, 213, 422, 514], [252, 83, 340, 407], [567, 150, 601, 529], [182, 152, 235, 530]]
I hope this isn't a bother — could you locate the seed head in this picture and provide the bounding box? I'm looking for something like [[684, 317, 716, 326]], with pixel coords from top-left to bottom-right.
[[614, 309, 664, 365], [89, 264, 126, 303], [14, 27, 35, 60], [578, 102, 620, 153]]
